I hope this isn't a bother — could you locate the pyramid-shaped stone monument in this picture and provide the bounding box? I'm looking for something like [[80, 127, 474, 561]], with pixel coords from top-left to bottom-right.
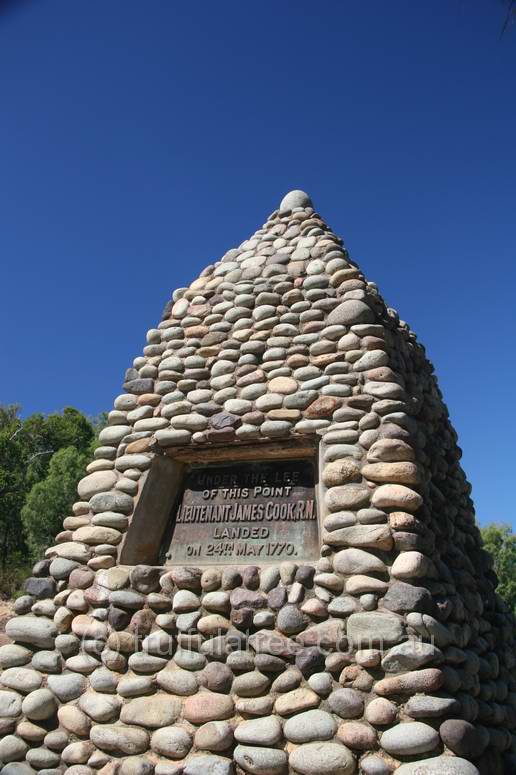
[[1, 191, 515, 775]]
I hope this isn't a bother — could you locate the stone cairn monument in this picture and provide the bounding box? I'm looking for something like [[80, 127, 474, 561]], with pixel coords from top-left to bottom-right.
[[1, 191, 515, 775]]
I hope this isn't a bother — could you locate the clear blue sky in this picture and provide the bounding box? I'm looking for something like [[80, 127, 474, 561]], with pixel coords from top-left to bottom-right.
[[1, 1, 515, 527]]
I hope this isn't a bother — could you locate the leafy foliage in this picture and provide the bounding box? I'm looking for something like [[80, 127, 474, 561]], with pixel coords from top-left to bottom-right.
[[481, 523, 516, 613], [21, 445, 93, 559], [0, 555, 32, 600], [0, 405, 100, 593], [0, 405, 32, 564]]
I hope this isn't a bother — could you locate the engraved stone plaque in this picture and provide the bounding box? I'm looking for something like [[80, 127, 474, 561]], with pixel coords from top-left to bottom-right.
[[161, 459, 318, 565]]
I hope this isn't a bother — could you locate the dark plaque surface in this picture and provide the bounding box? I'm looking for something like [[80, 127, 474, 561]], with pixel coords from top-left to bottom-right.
[[161, 459, 318, 565]]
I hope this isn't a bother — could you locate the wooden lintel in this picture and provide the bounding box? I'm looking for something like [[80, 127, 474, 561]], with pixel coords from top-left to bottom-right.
[[163, 439, 316, 465]]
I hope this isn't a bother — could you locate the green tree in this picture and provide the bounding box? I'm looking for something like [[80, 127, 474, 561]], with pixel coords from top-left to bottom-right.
[[22, 406, 95, 491], [481, 523, 516, 613], [21, 445, 92, 560], [0, 404, 97, 575], [0, 405, 33, 568]]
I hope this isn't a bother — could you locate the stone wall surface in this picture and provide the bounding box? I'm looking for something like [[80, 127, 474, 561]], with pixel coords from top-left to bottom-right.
[[1, 190, 514, 775]]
